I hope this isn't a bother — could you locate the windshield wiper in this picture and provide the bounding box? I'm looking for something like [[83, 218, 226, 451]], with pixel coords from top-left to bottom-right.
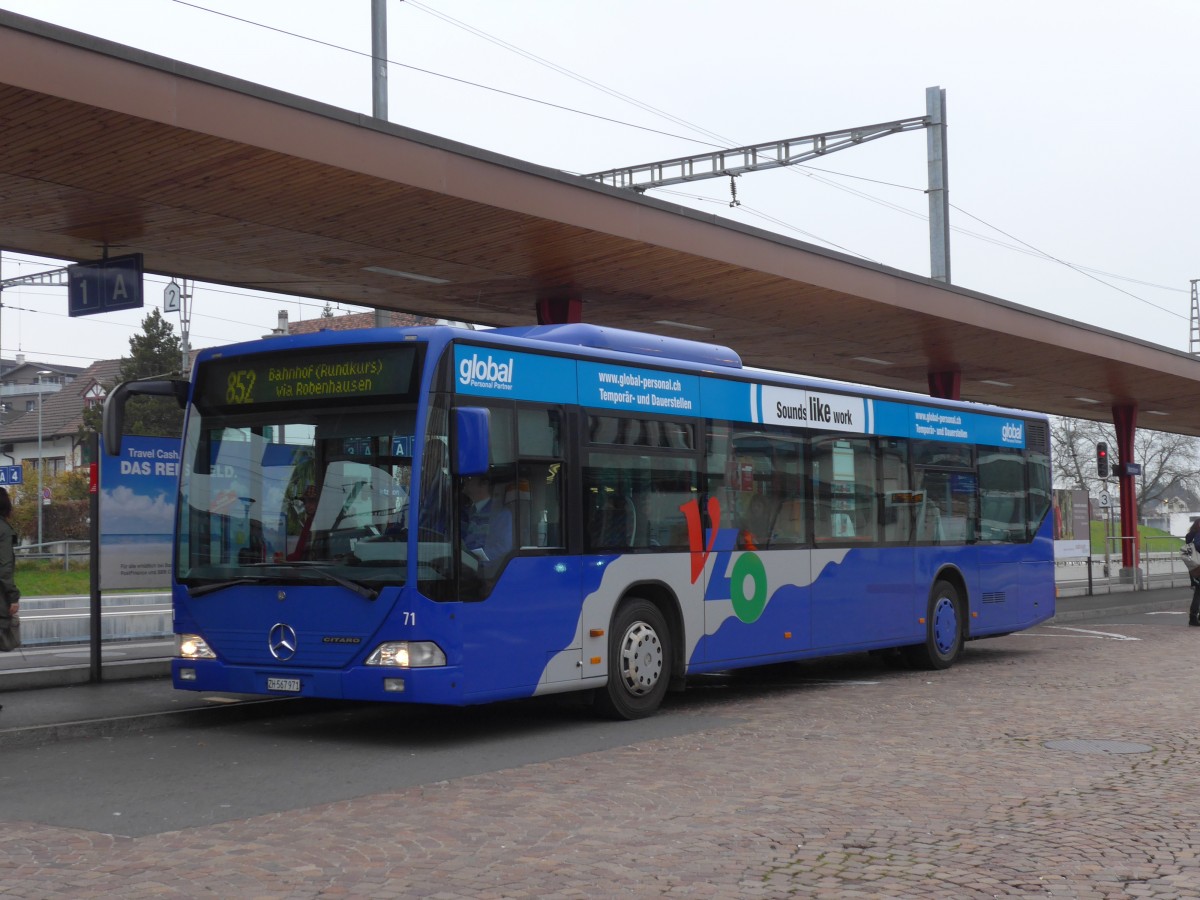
[[246, 561, 380, 600], [298, 568, 379, 600], [187, 576, 268, 598], [188, 563, 380, 601]]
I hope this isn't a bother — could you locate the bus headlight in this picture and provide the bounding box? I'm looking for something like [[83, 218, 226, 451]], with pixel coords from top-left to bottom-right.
[[366, 641, 446, 668], [177, 633, 216, 659]]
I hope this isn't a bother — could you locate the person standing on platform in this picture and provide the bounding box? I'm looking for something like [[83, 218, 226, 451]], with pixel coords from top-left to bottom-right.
[[1186, 518, 1200, 626], [0, 487, 22, 708]]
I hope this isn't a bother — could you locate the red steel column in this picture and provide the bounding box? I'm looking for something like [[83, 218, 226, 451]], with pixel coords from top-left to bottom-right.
[[1112, 403, 1138, 572], [927, 370, 961, 400], [535, 294, 582, 325]]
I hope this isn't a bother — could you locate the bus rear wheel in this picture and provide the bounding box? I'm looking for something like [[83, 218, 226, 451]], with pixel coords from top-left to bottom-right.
[[900, 579, 964, 670], [595, 598, 672, 720]]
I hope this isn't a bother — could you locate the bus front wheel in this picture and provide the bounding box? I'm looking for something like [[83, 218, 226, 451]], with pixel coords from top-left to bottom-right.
[[595, 598, 672, 720], [900, 580, 964, 670]]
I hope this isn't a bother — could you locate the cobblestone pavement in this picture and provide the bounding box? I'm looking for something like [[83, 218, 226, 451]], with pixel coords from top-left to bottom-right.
[[3, 620, 1200, 898]]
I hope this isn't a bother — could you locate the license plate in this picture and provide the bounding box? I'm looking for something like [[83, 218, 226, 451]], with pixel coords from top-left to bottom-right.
[[266, 677, 301, 693]]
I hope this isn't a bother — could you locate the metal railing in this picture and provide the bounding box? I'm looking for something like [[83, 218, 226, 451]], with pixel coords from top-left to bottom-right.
[[1055, 536, 1195, 595], [16, 539, 90, 570], [18, 593, 172, 646]]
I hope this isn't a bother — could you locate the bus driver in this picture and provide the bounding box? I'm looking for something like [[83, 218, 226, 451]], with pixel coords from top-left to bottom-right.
[[460, 474, 513, 567]]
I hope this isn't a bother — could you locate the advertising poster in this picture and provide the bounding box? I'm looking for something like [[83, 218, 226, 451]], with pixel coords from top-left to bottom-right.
[[1054, 488, 1092, 559], [99, 435, 180, 590]]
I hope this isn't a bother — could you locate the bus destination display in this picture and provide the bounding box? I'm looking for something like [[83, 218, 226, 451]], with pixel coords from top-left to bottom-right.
[[197, 346, 417, 411]]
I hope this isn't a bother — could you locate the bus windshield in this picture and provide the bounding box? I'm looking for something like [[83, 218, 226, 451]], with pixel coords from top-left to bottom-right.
[[177, 404, 421, 594]]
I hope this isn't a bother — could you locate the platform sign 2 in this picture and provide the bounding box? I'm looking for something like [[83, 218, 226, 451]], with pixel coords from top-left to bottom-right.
[[67, 253, 144, 317], [0, 465, 22, 485]]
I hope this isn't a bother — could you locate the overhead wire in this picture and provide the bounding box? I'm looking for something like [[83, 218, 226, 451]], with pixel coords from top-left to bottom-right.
[[400, 0, 1186, 320], [765, 167, 1184, 293], [0, 293, 253, 356], [169, 0, 719, 147], [400, 0, 737, 149], [0, 257, 345, 322], [0, 252, 359, 363], [655, 189, 882, 263], [947, 204, 1186, 319]]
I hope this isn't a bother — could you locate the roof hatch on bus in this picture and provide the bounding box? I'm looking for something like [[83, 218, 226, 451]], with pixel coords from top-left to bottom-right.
[[494, 323, 742, 369]]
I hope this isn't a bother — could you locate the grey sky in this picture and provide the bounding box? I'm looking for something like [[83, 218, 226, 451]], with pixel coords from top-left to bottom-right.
[[0, 0, 1194, 367]]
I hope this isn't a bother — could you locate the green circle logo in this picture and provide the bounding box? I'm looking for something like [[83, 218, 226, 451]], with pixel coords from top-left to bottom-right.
[[731, 552, 768, 623]]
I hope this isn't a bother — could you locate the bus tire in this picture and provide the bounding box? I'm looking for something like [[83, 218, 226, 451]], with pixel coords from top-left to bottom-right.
[[900, 579, 964, 670], [595, 598, 672, 720]]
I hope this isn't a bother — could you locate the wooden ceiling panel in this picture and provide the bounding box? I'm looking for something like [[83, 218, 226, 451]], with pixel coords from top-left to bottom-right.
[[3, 13, 1200, 435]]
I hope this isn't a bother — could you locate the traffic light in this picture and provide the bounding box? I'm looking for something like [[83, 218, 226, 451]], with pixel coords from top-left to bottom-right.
[[1096, 442, 1109, 478]]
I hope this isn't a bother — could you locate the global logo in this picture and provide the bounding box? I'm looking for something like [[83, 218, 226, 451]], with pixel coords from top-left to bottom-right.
[[1001, 421, 1024, 443], [458, 352, 515, 389]]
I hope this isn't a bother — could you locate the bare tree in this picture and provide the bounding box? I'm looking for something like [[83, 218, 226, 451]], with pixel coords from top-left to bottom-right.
[[1050, 416, 1200, 515], [1050, 417, 1105, 492], [1135, 428, 1200, 513]]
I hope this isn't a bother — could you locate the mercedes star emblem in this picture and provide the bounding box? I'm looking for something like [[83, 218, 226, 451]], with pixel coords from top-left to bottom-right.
[[268, 622, 298, 660]]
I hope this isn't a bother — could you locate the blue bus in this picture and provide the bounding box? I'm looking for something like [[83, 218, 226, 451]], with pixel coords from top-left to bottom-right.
[[104, 323, 1054, 719]]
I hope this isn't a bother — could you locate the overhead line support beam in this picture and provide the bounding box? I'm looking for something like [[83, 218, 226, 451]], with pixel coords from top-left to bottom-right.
[[583, 87, 952, 284], [585, 117, 929, 192]]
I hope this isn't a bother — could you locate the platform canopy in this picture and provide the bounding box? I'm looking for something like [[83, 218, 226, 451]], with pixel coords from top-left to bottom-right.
[[1, 12, 1198, 432]]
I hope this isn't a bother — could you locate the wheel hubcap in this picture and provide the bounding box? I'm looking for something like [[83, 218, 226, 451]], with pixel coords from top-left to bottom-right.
[[617, 621, 663, 695], [932, 596, 958, 655]]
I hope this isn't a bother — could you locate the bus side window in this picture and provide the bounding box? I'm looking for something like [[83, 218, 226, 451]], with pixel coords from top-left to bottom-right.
[[915, 469, 977, 544], [979, 447, 1027, 542], [642, 457, 695, 549], [585, 414, 698, 553], [516, 407, 564, 550], [518, 461, 563, 548], [813, 436, 878, 543], [721, 430, 805, 548], [881, 442, 913, 543], [1026, 450, 1052, 537], [584, 451, 696, 551]]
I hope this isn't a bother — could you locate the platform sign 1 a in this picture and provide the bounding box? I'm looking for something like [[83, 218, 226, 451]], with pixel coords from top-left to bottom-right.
[[0, 465, 22, 485], [67, 253, 144, 317]]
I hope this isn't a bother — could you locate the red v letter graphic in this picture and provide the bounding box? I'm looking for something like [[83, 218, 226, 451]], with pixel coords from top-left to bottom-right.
[[680, 496, 720, 584]]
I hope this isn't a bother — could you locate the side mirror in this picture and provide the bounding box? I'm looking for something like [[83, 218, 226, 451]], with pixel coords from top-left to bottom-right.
[[102, 378, 189, 455], [452, 407, 490, 477]]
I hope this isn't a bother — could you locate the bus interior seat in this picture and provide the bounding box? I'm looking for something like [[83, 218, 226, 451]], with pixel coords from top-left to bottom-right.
[[624, 495, 637, 546], [771, 498, 803, 543], [917, 503, 941, 543], [981, 495, 1021, 540], [504, 480, 532, 547], [591, 492, 636, 549]]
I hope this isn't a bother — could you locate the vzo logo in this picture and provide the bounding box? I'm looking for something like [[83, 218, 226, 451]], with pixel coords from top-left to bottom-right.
[[680, 497, 770, 624]]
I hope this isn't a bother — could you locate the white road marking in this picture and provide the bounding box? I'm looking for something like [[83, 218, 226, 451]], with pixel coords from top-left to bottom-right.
[[1030, 625, 1140, 641]]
